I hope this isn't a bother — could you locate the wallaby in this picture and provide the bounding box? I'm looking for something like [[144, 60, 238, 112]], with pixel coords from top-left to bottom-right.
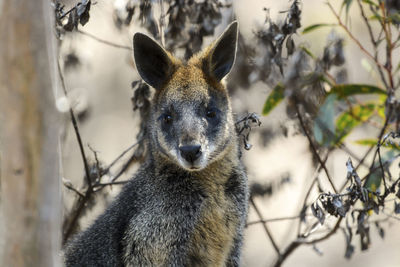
[[64, 21, 249, 267]]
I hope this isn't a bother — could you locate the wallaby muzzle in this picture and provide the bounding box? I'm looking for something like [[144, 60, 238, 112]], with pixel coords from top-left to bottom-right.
[[179, 145, 202, 164]]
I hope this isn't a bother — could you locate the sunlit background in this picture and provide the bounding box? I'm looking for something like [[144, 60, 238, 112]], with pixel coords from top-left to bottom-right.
[[59, 0, 400, 266]]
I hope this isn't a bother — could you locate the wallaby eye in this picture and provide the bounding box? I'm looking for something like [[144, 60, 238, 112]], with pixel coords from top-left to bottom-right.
[[162, 114, 173, 124], [206, 108, 218, 119], [206, 110, 216, 118]]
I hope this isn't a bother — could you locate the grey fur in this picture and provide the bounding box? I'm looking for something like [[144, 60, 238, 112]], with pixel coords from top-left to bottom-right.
[[64, 21, 248, 267]]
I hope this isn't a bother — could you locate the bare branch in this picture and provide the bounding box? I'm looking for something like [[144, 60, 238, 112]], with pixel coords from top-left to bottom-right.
[[62, 136, 142, 242], [377, 143, 388, 195], [378, 1, 395, 91], [295, 103, 338, 193], [356, 0, 389, 89], [102, 140, 142, 175], [95, 181, 128, 187], [273, 217, 343, 267], [77, 29, 133, 51], [158, 0, 165, 47], [62, 140, 141, 243], [58, 60, 92, 191], [63, 179, 85, 198], [382, 210, 400, 221], [250, 197, 281, 256], [247, 214, 312, 227], [273, 241, 300, 267], [327, 2, 386, 71], [303, 217, 343, 244]]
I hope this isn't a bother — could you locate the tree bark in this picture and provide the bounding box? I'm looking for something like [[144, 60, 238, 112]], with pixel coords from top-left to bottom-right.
[[0, 0, 61, 266]]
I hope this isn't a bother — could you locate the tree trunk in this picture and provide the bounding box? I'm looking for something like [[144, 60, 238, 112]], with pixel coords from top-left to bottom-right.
[[0, 0, 61, 266]]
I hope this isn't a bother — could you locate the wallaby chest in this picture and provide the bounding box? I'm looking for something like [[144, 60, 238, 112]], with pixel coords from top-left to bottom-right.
[[188, 182, 240, 266], [123, 168, 241, 266]]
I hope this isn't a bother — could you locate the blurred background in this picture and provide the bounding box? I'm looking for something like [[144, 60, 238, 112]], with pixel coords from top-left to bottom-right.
[[58, 0, 400, 266]]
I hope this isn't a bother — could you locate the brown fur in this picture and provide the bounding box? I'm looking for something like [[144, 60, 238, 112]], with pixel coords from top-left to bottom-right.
[[64, 21, 248, 267], [188, 145, 240, 266]]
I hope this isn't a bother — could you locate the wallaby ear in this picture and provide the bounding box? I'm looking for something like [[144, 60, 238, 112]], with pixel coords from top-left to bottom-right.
[[203, 21, 238, 81], [133, 33, 175, 90]]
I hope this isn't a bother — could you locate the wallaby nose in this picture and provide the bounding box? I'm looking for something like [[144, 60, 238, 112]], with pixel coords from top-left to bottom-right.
[[179, 145, 202, 163]]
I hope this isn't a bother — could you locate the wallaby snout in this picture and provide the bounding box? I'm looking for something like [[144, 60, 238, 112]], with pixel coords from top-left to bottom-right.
[[179, 145, 202, 164]]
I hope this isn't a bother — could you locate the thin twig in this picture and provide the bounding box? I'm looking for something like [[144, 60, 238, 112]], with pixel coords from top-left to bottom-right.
[[356, 0, 376, 47], [88, 144, 102, 183], [250, 197, 281, 256], [369, 106, 393, 171], [297, 174, 319, 236], [102, 140, 142, 175], [377, 143, 388, 195], [295, 149, 334, 237], [356, 0, 389, 89], [361, 155, 400, 184], [273, 241, 301, 267], [246, 214, 312, 226], [63, 191, 95, 245], [77, 29, 133, 51], [338, 144, 375, 193], [95, 181, 128, 187], [295, 103, 338, 193], [58, 60, 92, 190], [338, 143, 364, 165], [327, 2, 386, 70], [63, 141, 141, 244], [158, 0, 165, 47], [111, 152, 140, 182], [382, 209, 400, 221], [339, 105, 394, 192], [355, 145, 375, 171], [273, 217, 343, 267], [304, 216, 393, 235], [59, 4, 76, 20], [63, 182, 85, 198], [379, 1, 395, 92]]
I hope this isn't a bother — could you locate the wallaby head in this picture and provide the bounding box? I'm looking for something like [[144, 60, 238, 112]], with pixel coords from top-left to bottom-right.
[[133, 22, 238, 171]]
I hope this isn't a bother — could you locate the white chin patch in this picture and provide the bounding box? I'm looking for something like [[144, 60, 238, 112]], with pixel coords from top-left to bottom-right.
[[177, 156, 207, 171]]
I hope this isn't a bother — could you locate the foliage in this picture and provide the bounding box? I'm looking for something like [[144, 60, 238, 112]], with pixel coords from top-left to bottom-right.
[[55, 0, 400, 266], [55, 0, 91, 32], [261, 0, 400, 265]]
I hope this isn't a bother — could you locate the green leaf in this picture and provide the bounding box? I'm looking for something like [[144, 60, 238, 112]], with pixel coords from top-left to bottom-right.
[[361, 0, 379, 7], [341, 0, 354, 16], [262, 83, 285, 116], [389, 13, 400, 24], [369, 14, 382, 21], [364, 170, 381, 193], [320, 74, 335, 86], [354, 140, 397, 193], [302, 23, 335, 34], [335, 104, 376, 141], [355, 139, 400, 150], [314, 94, 337, 146], [299, 45, 316, 59], [354, 139, 378, 146], [364, 150, 396, 192], [377, 105, 386, 120], [377, 95, 387, 120], [329, 84, 386, 99]]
